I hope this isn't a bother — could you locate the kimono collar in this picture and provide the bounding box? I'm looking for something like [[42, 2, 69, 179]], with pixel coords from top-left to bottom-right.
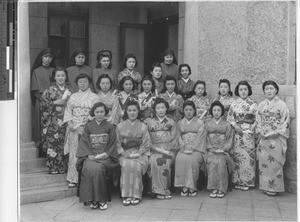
[[213, 118, 222, 125], [95, 118, 105, 125], [141, 91, 151, 97], [166, 91, 175, 97], [120, 91, 130, 98], [195, 95, 204, 101], [185, 117, 195, 125], [266, 96, 279, 105], [98, 90, 111, 97], [127, 119, 137, 126], [157, 116, 167, 123], [78, 88, 91, 95], [126, 68, 134, 75], [56, 83, 66, 91], [220, 94, 229, 100], [182, 78, 190, 83]]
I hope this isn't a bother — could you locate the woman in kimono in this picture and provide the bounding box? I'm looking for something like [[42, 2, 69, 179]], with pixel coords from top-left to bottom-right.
[[138, 76, 156, 121], [66, 49, 92, 93], [160, 49, 179, 81], [227, 81, 258, 191], [177, 64, 195, 101], [30, 48, 56, 156], [96, 74, 121, 126], [159, 75, 184, 122], [206, 101, 234, 198], [63, 74, 100, 188], [76, 102, 119, 210], [144, 97, 178, 199], [256, 81, 290, 196], [116, 99, 151, 206], [40, 68, 72, 174], [213, 79, 235, 120], [174, 100, 206, 197], [92, 49, 117, 93]]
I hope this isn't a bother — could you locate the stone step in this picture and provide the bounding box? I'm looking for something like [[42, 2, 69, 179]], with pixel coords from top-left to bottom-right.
[[20, 142, 36, 149], [20, 158, 47, 173], [20, 147, 38, 161]]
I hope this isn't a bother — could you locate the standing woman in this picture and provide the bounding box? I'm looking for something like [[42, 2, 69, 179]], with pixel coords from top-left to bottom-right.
[[63, 74, 100, 188], [227, 81, 258, 191], [160, 49, 179, 81], [116, 100, 151, 206], [92, 50, 117, 93], [256, 81, 290, 196], [66, 49, 92, 93], [31, 48, 56, 156]]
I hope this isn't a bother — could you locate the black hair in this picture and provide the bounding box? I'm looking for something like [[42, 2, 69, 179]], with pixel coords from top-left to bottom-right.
[[193, 80, 207, 96], [209, 101, 225, 117], [50, 67, 69, 83], [96, 49, 112, 69], [69, 48, 87, 66], [118, 76, 136, 92], [150, 62, 162, 72], [152, 97, 169, 114], [161, 75, 179, 94], [75, 73, 92, 85], [262, 80, 279, 95], [122, 99, 142, 120], [140, 76, 155, 93], [183, 100, 197, 117], [89, 102, 109, 116], [96, 74, 113, 90], [123, 54, 138, 68], [234, 80, 252, 97], [218, 79, 233, 96], [160, 49, 178, 65], [179, 64, 191, 76]]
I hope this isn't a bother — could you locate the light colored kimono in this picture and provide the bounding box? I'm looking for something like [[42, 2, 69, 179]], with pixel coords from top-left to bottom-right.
[[213, 94, 235, 121], [159, 91, 184, 122], [188, 95, 210, 122]]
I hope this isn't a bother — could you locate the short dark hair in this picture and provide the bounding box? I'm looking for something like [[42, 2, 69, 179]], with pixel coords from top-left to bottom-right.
[[96, 74, 113, 90], [140, 76, 155, 94], [122, 99, 142, 120], [150, 62, 162, 72], [75, 73, 92, 85], [234, 80, 252, 97], [209, 101, 225, 116], [96, 50, 112, 69], [50, 67, 69, 83], [118, 76, 136, 92], [69, 49, 87, 66], [123, 54, 137, 68], [89, 102, 109, 117], [152, 97, 169, 114], [161, 75, 179, 94], [218, 79, 233, 96], [160, 49, 178, 65], [193, 80, 207, 96], [183, 100, 197, 117], [262, 80, 279, 95], [179, 64, 191, 76]]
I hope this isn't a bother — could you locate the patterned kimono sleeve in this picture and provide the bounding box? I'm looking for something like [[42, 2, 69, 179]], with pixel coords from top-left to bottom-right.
[[63, 96, 74, 123], [177, 121, 185, 151], [276, 102, 290, 139], [177, 94, 184, 113], [191, 120, 206, 153], [206, 122, 213, 150], [255, 103, 263, 136], [116, 125, 125, 155], [40, 88, 53, 139], [205, 97, 210, 111], [223, 122, 234, 152], [111, 97, 121, 125], [117, 71, 124, 83], [169, 120, 179, 154], [138, 123, 151, 156], [248, 101, 258, 132], [226, 103, 236, 126]]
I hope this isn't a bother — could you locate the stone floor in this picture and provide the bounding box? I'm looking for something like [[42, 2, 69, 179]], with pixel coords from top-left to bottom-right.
[[20, 188, 297, 222]]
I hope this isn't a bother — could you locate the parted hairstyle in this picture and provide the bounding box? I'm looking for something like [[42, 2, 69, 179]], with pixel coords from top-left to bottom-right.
[[179, 64, 191, 75], [122, 99, 142, 120], [218, 79, 233, 96], [161, 75, 179, 94], [262, 80, 279, 94], [89, 102, 109, 117], [193, 80, 207, 96], [123, 53, 138, 68], [69, 48, 87, 66], [96, 49, 112, 69], [234, 80, 252, 97], [118, 76, 137, 92], [161, 48, 178, 65], [152, 97, 169, 113], [75, 73, 92, 85], [140, 76, 156, 94], [50, 67, 69, 83], [96, 74, 113, 90], [150, 62, 162, 72], [209, 100, 225, 117], [183, 100, 197, 117]]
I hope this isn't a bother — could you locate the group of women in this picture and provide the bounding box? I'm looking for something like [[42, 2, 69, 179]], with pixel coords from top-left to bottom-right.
[[30, 47, 290, 210]]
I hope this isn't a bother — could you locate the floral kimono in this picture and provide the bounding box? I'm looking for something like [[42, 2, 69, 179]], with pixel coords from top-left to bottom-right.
[[63, 88, 99, 184], [206, 118, 234, 194], [227, 97, 258, 187], [40, 84, 72, 173], [98, 91, 121, 126], [66, 65, 92, 93], [117, 68, 142, 94], [256, 96, 290, 193], [159, 92, 184, 122], [116, 91, 138, 119], [174, 117, 206, 190], [116, 120, 151, 199], [138, 91, 156, 121], [144, 116, 178, 196], [213, 94, 235, 121], [177, 78, 195, 101], [188, 95, 210, 122]]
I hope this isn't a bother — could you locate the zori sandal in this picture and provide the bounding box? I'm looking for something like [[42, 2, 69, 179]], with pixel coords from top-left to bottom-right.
[[131, 198, 140, 205], [181, 189, 189, 197], [122, 198, 131, 206], [188, 189, 197, 197], [99, 202, 107, 210]]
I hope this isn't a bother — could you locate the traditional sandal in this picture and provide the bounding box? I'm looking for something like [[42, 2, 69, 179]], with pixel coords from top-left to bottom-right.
[[59, 170, 66, 174], [210, 190, 217, 198], [49, 171, 58, 174], [68, 183, 77, 188], [188, 189, 197, 197], [130, 198, 140, 205], [240, 186, 249, 191], [99, 202, 107, 210], [157, 195, 172, 200], [217, 191, 225, 198], [122, 198, 131, 206], [90, 202, 99, 209], [181, 189, 189, 197], [234, 185, 241, 190], [266, 191, 277, 196]]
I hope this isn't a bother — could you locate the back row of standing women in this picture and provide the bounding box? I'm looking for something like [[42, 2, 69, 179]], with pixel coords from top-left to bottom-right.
[[31, 47, 290, 210]]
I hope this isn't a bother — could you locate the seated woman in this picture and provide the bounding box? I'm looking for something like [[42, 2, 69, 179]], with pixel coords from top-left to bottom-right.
[[116, 99, 151, 206], [206, 101, 234, 198], [76, 102, 119, 210], [174, 100, 206, 197]]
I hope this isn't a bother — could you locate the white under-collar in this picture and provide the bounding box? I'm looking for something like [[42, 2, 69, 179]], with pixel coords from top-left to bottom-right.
[[157, 116, 166, 122], [185, 117, 195, 125], [56, 83, 66, 90], [127, 119, 137, 126], [182, 78, 190, 83], [214, 118, 222, 125], [166, 91, 175, 97]]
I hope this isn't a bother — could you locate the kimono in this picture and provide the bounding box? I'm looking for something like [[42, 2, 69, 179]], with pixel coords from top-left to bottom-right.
[[144, 116, 178, 196], [256, 96, 290, 193], [160, 63, 179, 81], [63, 88, 100, 184], [138, 91, 156, 121], [174, 117, 206, 190], [116, 120, 151, 199], [153, 78, 164, 94], [159, 92, 184, 122], [97, 91, 121, 126], [227, 97, 258, 187], [177, 78, 195, 101], [66, 65, 92, 93], [116, 91, 138, 119], [188, 95, 210, 122], [76, 119, 119, 203], [206, 118, 234, 194], [40, 84, 71, 173], [92, 68, 117, 93], [31, 65, 55, 145], [117, 68, 142, 94], [213, 94, 235, 121]]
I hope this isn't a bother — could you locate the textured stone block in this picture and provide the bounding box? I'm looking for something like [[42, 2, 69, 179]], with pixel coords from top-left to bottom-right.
[[284, 96, 296, 118], [29, 17, 47, 49], [28, 2, 47, 17]]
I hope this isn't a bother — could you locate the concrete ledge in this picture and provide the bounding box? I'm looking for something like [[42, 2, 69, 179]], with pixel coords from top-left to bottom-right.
[[20, 158, 47, 173], [20, 142, 36, 149], [20, 148, 38, 161]]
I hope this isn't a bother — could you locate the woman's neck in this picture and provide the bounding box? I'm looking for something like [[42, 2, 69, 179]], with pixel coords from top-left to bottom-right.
[[196, 94, 203, 98]]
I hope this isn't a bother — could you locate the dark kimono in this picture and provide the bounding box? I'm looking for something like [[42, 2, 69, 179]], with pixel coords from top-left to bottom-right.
[[76, 119, 119, 203], [92, 68, 117, 93], [66, 65, 92, 93], [160, 63, 179, 81], [177, 78, 195, 101]]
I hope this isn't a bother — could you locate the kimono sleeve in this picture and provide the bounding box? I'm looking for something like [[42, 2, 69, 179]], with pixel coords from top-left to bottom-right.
[[248, 101, 258, 132], [116, 124, 125, 155], [63, 95, 74, 123], [227, 103, 236, 126], [111, 96, 121, 125], [255, 103, 264, 136], [223, 122, 234, 151], [138, 123, 151, 156], [176, 94, 184, 113], [276, 101, 290, 139], [40, 88, 53, 140], [177, 121, 185, 151], [76, 123, 94, 158], [105, 125, 118, 161], [191, 119, 206, 153], [169, 119, 179, 153]]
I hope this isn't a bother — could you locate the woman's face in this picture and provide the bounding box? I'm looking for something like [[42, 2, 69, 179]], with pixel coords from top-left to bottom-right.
[[42, 55, 52, 66], [126, 58, 136, 70], [99, 78, 111, 93], [195, 84, 205, 97], [77, 77, 90, 91], [75, 53, 85, 66], [180, 66, 190, 79], [264, 84, 277, 100], [164, 54, 174, 65], [142, 80, 152, 94], [100, 56, 110, 69], [94, 106, 106, 122], [238, 84, 249, 99], [166, 80, 175, 93], [127, 105, 139, 121], [54, 71, 67, 86], [151, 67, 162, 79], [184, 105, 195, 120], [123, 80, 133, 94], [219, 82, 229, 96], [212, 105, 222, 120], [155, 103, 167, 118]]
